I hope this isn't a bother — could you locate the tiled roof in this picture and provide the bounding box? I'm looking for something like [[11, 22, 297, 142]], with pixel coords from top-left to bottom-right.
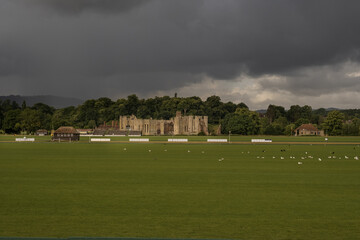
[[54, 126, 78, 134], [295, 124, 319, 131]]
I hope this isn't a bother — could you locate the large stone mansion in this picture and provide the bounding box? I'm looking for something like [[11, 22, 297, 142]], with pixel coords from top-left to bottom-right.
[[119, 111, 208, 136]]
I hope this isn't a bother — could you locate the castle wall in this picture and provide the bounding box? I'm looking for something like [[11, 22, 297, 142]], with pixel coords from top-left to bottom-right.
[[119, 111, 208, 136]]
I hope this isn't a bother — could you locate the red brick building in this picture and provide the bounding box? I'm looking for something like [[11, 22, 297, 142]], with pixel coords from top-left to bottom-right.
[[294, 124, 325, 136]]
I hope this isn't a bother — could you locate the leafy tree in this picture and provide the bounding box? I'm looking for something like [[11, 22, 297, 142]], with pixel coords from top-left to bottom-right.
[[178, 98, 191, 115], [114, 98, 128, 118], [295, 118, 310, 128], [76, 100, 97, 127], [88, 120, 97, 129], [300, 105, 312, 120], [93, 97, 115, 123], [125, 94, 140, 115], [223, 102, 237, 114], [284, 123, 296, 136], [21, 101, 27, 110], [184, 97, 206, 116], [264, 123, 284, 135], [273, 116, 288, 129], [221, 108, 260, 135], [1, 100, 15, 112], [2, 109, 21, 133], [342, 118, 360, 136], [205, 95, 225, 124], [0, 100, 3, 130], [137, 104, 151, 119], [160, 97, 180, 119], [237, 102, 248, 109], [11, 101, 20, 110], [259, 117, 270, 135], [20, 109, 44, 133], [287, 105, 302, 122], [313, 108, 327, 116], [266, 104, 285, 123], [32, 103, 55, 115], [310, 114, 322, 125], [52, 107, 76, 129], [322, 110, 344, 136]]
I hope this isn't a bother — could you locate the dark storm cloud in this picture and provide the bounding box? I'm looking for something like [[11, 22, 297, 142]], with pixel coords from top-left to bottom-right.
[[1, 0, 360, 104], [23, 0, 149, 15]]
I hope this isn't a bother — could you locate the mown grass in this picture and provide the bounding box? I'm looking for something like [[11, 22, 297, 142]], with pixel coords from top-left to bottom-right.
[[1, 134, 360, 143], [0, 142, 359, 239]]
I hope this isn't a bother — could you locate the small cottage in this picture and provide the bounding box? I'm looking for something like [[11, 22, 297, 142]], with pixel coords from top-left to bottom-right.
[[294, 124, 325, 136], [52, 126, 80, 141]]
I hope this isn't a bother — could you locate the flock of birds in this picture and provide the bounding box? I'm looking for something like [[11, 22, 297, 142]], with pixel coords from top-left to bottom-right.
[[121, 147, 359, 165], [254, 150, 359, 165]]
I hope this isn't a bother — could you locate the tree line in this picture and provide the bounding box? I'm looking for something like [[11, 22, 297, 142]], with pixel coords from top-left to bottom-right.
[[0, 94, 359, 136]]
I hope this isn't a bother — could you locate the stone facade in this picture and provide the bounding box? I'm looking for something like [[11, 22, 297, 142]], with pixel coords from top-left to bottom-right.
[[119, 111, 208, 136]]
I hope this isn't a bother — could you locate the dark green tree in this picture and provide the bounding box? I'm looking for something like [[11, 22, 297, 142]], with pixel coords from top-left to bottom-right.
[[205, 95, 225, 124], [287, 105, 302, 122], [221, 108, 260, 135], [342, 118, 360, 136], [295, 118, 310, 128], [322, 110, 344, 136], [125, 94, 140, 115], [2, 109, 21, 133], [21, 100, 27, 110], [266, 104, 286, 123]]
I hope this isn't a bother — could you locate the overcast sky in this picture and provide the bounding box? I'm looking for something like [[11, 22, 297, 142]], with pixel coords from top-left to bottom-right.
[[1, 0, 360, 109]]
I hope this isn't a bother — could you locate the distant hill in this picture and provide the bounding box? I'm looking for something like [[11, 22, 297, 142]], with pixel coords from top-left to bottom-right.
[[0, 95, 83, 109], [256, 108, 342, 114], [324, 107, 341, 111], [256, 109, 267, 114]]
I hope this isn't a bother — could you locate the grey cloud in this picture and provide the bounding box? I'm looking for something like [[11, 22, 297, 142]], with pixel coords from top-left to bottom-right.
[[258, 62, 360, 97], [1, 0, 360, 106], [24, 0, 149, 15]]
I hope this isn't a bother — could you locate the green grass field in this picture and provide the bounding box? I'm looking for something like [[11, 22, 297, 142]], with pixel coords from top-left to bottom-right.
[[2, 134, 360, 143], [0, 138, 360, 239]]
